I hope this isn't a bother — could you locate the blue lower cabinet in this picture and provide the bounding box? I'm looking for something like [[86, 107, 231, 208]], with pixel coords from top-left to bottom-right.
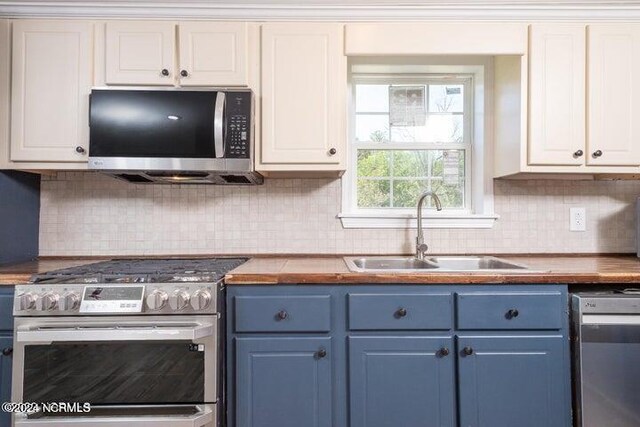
[[235, 337, 332, 427], [457, 335, 571, 427], [349, 336, 456, 427], [0, 335, 12, 427]]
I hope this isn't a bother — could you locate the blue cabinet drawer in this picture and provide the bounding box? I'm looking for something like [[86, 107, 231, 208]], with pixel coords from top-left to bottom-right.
[[456, 292, 564, 330], [348, 293, 453, 330], [0, 291, 14, 332], [233, 295, 331, 333]]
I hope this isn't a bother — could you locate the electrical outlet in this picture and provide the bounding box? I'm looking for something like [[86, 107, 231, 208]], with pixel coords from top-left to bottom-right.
[[570, 207, 586, 232]]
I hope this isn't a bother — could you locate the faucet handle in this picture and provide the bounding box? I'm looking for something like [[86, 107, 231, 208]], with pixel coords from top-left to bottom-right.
[[416, 241, 429, 257]]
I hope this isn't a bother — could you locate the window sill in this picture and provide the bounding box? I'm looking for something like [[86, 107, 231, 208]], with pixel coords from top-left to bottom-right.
[[338, 212, 499, 229]]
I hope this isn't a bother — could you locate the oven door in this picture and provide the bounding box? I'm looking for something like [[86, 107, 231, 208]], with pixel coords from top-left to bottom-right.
[[11, 316, 217, 426], [577, 316, 640, 427]]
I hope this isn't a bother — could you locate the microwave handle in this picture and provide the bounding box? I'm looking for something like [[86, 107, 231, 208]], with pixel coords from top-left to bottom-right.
[[214, 92, 226, 158]]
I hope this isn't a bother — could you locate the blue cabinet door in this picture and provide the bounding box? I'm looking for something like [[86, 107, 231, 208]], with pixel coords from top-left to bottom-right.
[[349, 336, 456, 427], [235, 337, 332, 427], [0, 335, 12, 427], [457, 335, 570, 427]]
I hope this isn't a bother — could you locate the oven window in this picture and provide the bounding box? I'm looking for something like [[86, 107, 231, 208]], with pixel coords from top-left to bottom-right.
[[23, 342, 205, 404]]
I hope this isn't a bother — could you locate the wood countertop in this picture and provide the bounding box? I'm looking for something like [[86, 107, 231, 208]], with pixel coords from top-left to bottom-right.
[[224, 255, 640, 285], [2, 255, 639, 286]]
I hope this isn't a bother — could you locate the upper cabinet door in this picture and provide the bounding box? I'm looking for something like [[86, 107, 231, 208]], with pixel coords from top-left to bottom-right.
[[260, 23, 346, 167], [105, 21, 175, 85], [588, 24, 640, 166], [11, 20, 93, 162], [528, 24, 586, 166], [178, 22, 247, 87]]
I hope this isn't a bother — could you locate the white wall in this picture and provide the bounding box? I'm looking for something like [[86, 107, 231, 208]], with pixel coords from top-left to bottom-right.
[[39, 172, 638, 256]]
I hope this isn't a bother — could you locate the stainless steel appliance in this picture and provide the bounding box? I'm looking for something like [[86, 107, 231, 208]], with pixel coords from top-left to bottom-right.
[[572, 292, 640, 427], [11, 258, 247, 427], [88, 88, 262, 185]]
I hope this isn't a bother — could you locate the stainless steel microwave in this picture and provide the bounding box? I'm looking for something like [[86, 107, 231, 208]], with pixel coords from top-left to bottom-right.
[[88, 88, 262, 185]]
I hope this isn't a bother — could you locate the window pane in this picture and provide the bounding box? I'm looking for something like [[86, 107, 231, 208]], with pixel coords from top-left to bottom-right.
[[357, 179, 390, 208], [390, 114, 463, 143], [357, 150, 391, 177], [355, 114, 389, 142], [393, 180, 429, 208], [393, 150, 430, 177], [355, 85, 389, 113], [432, 179, 464, 208], [428, 84, 464, 113]]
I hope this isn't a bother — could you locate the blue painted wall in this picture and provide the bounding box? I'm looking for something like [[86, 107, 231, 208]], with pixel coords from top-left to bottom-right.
[[0, 171, 40, 265]]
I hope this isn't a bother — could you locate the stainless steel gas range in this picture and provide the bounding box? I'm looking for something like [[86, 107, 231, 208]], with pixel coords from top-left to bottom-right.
[[10, 258, 246, 427]]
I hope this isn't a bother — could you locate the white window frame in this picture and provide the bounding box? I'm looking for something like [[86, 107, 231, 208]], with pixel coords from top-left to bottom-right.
[[339, 58, 498, 229]]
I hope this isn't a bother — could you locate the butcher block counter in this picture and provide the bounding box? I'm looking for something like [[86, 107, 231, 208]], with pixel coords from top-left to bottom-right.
[[224, 254, 640, 285], [2, 254, 640, 286]]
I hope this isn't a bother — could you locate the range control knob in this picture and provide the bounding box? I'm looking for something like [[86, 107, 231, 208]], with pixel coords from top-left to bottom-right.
[[146, 290, 168, 311], [169, 290, 190, 311], [190, 289, 212, 311], [59, 292, 80, 311], [36, 292, 59, 311], [19, 292, 37, 311]]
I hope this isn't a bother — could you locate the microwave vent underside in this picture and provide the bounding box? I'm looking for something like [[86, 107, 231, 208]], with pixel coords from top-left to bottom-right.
[[106, 171, 263, 185]]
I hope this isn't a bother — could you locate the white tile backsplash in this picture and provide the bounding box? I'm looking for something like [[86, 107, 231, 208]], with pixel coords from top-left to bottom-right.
[[38, 172, 639, 256]]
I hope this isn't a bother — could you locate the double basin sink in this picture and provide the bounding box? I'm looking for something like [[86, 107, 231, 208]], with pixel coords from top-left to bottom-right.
[[344, 256, 541, 273]]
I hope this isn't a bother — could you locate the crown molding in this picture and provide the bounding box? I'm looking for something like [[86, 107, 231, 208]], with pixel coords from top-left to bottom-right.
[[1, 1, 640, 21]]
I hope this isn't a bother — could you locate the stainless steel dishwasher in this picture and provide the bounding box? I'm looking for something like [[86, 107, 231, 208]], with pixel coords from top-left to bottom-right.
[[572, 292, 640, 427]]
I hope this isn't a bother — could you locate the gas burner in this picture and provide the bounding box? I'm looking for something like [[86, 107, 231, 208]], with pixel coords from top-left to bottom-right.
[[30, 258, 248, 284]]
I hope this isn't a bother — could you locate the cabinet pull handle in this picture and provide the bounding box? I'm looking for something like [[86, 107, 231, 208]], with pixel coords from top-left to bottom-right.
[[506, 309, 520, 319], [439, 347, 450, 357], [573, 150, 584, 157], [180, 70, 189, 77], [161, 68, 170, 77], [592, 150, 603, 158], [395, 307, 408, 318], [2, 347, 12, 357], [75, 146, 86, 154], [328, 148, 337, 156], [462, 346, 474, 356], [316, 348, 327, 359], [276, 310, 288, 321]]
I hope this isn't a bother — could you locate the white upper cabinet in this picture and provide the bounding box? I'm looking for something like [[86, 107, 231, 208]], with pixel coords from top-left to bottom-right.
[[11, 20, 93, 162], [105, 21, 248, 87], [587, 24, 640, 166], [178, 22, 247, 86], [105, 21, 175, 85], [260, 23, 346, 170], [528, 24, 586, 166]]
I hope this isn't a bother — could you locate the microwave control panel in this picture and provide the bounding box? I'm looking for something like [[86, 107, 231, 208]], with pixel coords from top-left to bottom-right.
[[226, 91, 252, 159]]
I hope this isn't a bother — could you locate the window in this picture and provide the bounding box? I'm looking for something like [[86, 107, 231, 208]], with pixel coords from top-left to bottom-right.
[[354, 77, 471, 211], [340, 61, 497, 229]]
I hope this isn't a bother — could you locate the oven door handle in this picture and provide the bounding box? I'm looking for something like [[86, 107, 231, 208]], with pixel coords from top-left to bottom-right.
[[14, 404, 215, 427], [16, 323, 214, 344]]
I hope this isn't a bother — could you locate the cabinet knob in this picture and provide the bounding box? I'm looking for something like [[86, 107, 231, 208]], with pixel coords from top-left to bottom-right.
[[592, 150, 603, 158], [395, 307, 408, 318], [439, 347, 450, 357], [328, 148, 337, 156], [276, 310, 288, 321], [2, 347, 12, 357], [462, 346, 474, 356], [506, 309, 520, 319], [316, 348, 327, 359], [180, 70, 189, 77], [573, 150, 584, 158], [75, 146, 86, 154], [161, 68, 170, 76]]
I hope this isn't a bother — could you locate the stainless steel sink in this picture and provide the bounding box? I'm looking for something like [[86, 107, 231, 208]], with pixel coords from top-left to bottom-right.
[[344, 256, 541, 273], [347, 257, 439, 271]]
